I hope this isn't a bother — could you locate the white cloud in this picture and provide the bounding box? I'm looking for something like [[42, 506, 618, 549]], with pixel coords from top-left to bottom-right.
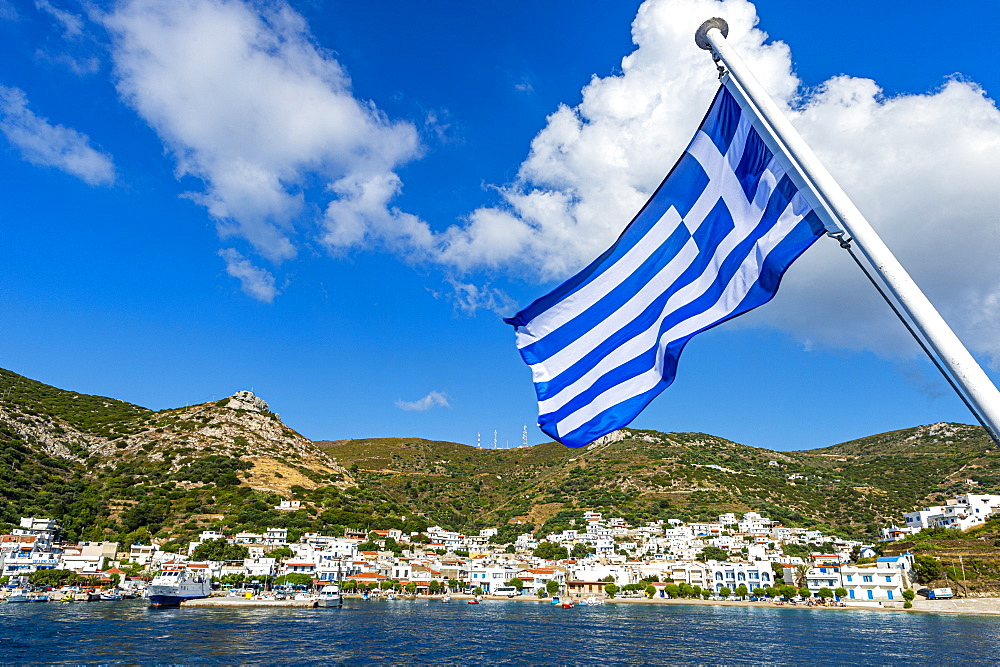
[[381, 0, 1000, 366], [35, 0, 84, 39], [103, 0, 423, 265], [395, 391, 450, 412], [218, 248, 278, 302], [0, 84, 115, 185], [0, 1, 18, 21], [442, 279, 517, 317]]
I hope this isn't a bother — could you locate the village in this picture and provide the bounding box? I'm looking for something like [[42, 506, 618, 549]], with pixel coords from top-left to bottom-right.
[[5, 490, 999, 606]]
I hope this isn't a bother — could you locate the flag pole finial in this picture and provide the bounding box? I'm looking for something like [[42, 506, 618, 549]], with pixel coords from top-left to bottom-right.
[[695, 17, 729, 50]]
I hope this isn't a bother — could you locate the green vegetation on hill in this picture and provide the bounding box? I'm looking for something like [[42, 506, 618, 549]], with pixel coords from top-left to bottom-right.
[[0, 368, 150, 437], [2, 367, 999, 550], [884, 520, 1000, 595]]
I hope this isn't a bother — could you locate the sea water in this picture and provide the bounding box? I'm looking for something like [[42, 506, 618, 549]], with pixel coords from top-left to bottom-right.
[[2, 599, 999, 663]]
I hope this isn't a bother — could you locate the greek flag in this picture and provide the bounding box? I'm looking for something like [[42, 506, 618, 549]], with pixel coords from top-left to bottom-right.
[[504, 85, 826, 448]]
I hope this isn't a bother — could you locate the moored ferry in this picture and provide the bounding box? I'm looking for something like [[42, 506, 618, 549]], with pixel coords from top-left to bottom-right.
[[148, 569, 212, 607]]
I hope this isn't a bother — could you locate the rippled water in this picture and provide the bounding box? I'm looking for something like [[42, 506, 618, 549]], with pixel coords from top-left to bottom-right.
[[2, 598, 999, 664]]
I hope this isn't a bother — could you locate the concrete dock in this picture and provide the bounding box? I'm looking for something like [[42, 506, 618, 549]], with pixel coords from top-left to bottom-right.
[[182, 597, 317, 608]]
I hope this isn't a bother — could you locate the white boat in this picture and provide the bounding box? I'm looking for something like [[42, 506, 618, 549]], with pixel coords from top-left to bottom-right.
[[6, 588, 35, 603], [148, 569, 212, 607], [317, 584, 343, 608], [581, 596, 604, 606], [99, 590, 124, 601], [441, 593, 451, 603]]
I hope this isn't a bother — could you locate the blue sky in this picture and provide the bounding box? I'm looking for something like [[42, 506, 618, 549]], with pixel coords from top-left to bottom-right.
[[1, 0, 999, 451]]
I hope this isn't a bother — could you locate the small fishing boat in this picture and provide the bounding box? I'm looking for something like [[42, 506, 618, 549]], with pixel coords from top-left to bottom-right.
[[441, 594, 451, 603], [317, 585, 343, 608], [6, 588, 33, 603]]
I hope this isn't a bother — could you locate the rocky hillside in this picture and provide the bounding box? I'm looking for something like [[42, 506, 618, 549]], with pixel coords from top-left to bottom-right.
[[2, 366, 997, 550], [0, 368, 352, 547]]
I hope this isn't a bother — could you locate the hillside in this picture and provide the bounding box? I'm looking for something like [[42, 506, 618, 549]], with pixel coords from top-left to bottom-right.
[[2, 366, 998, 551], [319, 424, 998, 539], [0, 369, 353, 548]]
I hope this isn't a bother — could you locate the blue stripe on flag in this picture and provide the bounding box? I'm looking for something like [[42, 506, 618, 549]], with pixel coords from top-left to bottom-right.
[[504, 151, 710, 329], [506, 85, 824, 448]]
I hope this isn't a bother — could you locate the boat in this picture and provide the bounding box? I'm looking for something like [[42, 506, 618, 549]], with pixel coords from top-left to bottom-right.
[[317, 584, 343, 608], [581, 596, 604, 606], [6, 588, 35, 603], [148, 569, 212, 607], [441, 594, 451, 603], [60, 594, 74, 603], [99, 590, 124, 601], [467, 599, 480, 605]]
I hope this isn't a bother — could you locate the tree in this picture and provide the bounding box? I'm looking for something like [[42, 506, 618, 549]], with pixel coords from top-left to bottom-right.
[[697, 546, 729, 562], [508, 577, 524, 592], [752, 587, 765, 598], [474, 586, 483, 596], [835, 587, 848, 600], [571, 543, 590, 559], [545, 580, 559, 596], [664, 583, 679, 598], [735, 584, 748, 599], [913, 555, 944, 584], [793, 564, 809, 588], [798, 587, 810, 599], [429, 580, 442, 594], [405, 582, 417, 594], [902, 589, 915, 602], [448, 578, 460, 593], [780, 585, 798, 599], [719, 586, 732, 598], [532, 541, 569, 561], [274, 573, 313, 587], [191, 538, 250, 562], [265, 547, 293, 559], [817, 587, 833, 600], [645, 584, 657, 598], [604, 583, 619, 598]]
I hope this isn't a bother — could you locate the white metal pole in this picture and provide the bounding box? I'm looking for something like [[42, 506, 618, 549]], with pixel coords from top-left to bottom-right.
[[696, 18, 1000, 440]]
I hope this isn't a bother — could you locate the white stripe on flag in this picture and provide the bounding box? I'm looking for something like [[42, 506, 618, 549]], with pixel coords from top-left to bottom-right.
[[553, 196, 808, 437]]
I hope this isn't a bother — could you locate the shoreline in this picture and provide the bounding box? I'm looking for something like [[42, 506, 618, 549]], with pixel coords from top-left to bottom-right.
[[343, 593, 1000, 615]]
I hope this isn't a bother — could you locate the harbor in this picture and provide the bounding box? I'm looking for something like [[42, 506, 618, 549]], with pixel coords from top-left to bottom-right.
[[3, 595, 1000, 664]]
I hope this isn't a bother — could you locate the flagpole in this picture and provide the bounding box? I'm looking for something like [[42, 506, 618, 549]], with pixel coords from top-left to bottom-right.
[[695, 18, 1000, 444]]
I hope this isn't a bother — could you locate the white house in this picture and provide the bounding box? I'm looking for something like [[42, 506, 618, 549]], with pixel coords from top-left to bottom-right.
[[706, 561, 776, 594], [840, 565, 908, 602]]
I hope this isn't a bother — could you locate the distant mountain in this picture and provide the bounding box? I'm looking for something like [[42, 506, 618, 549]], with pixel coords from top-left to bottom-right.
[[320, 424, 999, 539], [2, 367, 997, 549]]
